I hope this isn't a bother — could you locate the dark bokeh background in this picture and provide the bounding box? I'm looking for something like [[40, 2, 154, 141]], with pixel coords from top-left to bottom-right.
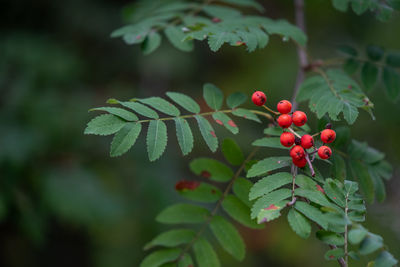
[[1, 1, 399, 266]]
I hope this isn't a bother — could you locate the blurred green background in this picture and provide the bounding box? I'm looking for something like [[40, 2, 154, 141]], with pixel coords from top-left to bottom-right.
[[1, 0, 399, 266]]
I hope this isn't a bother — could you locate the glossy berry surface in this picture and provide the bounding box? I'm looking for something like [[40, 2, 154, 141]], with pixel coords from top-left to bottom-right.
[[321, 129, 336, 144], [290, 145, 305, 161], [277, 100, 292, 114], [277, 114, 292, 128], [300, 135, 314, 149], [252, 91, 266, 106], [292, 157, 307, 168], [318, 146, 332, 159], [292, 111, 307, 126], [280, 132, 295, 147]]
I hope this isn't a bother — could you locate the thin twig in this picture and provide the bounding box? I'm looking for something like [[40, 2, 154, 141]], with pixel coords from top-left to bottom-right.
[[305, 153, 315, 177], [344, 189, 350, 265], [291, 0, 309, 111], [175, 147, 259, 262]]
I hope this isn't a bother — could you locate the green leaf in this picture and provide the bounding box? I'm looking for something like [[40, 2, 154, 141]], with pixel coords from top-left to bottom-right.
[[174, 118, 194, 156], [343, 58, 360, 75], [376, 5, 393, 22], [139, 97, 180, 116], [251, 189, 291, 219], [110, 122, 142, 157], [247, 157, 291, 178], [372, 160, 393, 180], [166, 92, 200, 113], [249, 172, 292, 200], [119, 101, 159, 119], [295, 188, 336, 208], [351, 0, 371, 15], [287, 208, 311, 239], [264, 126, 284, 136], [227, 92, 247, 108], [374, 251, 398, 267], [222, 138, 244, 166], [369, 168, 386, 202], [90, 107, 138, 121], [383, 67, 400, 101], [218, 0, 265, 12], [193, 237, 220, 267], [295, 201, 328, 229], [359, 233, 384, 255], [144, 229, 196, 250], [222, 195, 262, 229], [176, 182, 221, 203], [348, 227, 368, 245], [332, 0, 349, 12], [190, 158, 233, 182], [212, 112, 239, 134], [146, 120, 168, 161], [141, 31, 162, 55], [140, 248, 181, 267], [156, 203, 210, 224], [386, 52, 400, 67], [203, 83, 224, 110], [195, 115, 218, 152], [323, 178, 346, 207], [232, 108, 261, 123], [337, 44, 357, 56], [164, 26, 194, 52], [209, 215, 245, 261], [84, 114, 126, 136], [297, 69, 371, 124], [203, 5, 242, 19], [350, 160, 374, 203], [232, 177, 253, 207], [252, 137, 284, 149], [324, 248, 345, 261], [366, 45, 384, 61], [262, 18, 307, 46], [361, 62, 379, 91], [257, 200, 286, 223], [178, 254, 194, 267], [316, 230, 345, 246]]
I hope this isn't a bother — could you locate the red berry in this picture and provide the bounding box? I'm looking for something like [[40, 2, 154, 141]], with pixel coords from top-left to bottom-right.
[[292, 157, 307, 168], [321, 129, 336, 144], [300, 134, 314, 149], [280, 132, 295, 147], [318, 146, 332, 159], [277, 100, 292, 114], [277, 114, 292, 128], [252, 91, 266, 106], [290, 145, 305, 161], [292, 111, 307, 126]]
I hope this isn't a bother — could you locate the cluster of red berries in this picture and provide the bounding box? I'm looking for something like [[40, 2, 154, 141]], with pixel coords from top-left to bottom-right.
[[252, 91, 336, 168]]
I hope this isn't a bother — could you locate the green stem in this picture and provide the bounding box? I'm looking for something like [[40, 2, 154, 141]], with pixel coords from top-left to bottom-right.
[[175, 147, 259, 262]]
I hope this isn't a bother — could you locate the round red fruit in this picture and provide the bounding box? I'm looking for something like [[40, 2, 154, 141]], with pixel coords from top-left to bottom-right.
[[290, 145, 305, 161], [321, 129, 336, 144], [280, 132, 295, 147], [301, 134, 314, 149], [292, 111, 307, 126], [277, 114, 292, 128], [252, 91, 266, 106], [318, 146, 332, 159], [277, 100, 292, 114], [293, 157, 307, 168]]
